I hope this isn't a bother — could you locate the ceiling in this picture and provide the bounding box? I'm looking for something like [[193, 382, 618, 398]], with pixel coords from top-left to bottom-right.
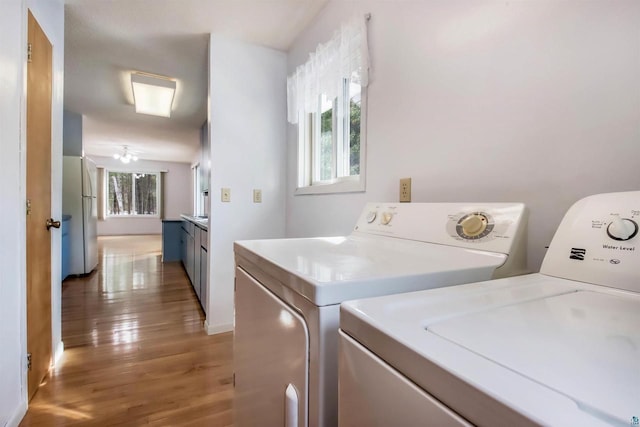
[[65, 0, 328, 163]]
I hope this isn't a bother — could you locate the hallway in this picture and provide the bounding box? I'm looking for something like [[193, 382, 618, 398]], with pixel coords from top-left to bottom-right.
[[21, 235, 233, 426]]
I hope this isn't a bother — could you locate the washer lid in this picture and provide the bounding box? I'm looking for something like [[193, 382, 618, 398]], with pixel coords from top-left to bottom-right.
[[340, 275, 640, 426], [235, 235, 506, 306], [429, 290, 640, 425]]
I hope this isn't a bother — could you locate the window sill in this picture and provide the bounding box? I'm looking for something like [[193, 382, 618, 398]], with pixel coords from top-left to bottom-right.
[[295, 176, 365, 196]]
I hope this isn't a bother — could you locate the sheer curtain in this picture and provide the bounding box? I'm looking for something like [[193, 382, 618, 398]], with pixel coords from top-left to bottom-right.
[[287, 15, 370, 124]]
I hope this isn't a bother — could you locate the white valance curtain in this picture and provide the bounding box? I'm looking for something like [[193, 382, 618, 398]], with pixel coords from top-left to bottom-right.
[[287, 16, 370, 124]]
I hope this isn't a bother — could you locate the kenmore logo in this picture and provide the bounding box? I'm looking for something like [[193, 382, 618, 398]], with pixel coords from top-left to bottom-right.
[[570, 248, 586, 260]]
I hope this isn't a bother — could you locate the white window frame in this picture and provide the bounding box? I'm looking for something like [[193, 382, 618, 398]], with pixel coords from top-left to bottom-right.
[[105, 170, 161, 218], [295, 83, 367, 196]]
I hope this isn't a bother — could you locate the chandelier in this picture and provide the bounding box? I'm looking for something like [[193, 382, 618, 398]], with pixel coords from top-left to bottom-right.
[[113, 146, 138, 164]]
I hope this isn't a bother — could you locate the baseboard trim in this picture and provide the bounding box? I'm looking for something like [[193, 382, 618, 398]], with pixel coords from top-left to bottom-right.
[[53, 340, 64, 366], [204, 320, 233, 335], [6, 399, 27, 427]]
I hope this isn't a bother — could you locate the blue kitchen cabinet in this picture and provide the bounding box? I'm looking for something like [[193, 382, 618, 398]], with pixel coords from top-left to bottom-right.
[[162, 220, 182, 262], [175, 217, 208, 312], [200, 244, 207, 315], [181, 220, 196, 284]]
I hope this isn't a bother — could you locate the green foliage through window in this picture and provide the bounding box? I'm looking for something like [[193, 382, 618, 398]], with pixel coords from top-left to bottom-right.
[[349, 98, 361, 176], [320, 105, 333, 181]]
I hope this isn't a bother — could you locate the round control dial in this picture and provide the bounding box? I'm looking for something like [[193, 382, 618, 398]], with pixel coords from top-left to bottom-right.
[[607, 216, 638, 241], [381, 212, 393, 225], [366, 211, 377, 223], [456, 212, 495, 240]]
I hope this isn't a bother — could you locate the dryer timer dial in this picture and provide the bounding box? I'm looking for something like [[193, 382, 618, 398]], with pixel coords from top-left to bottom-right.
[[381, 212, 393, 225], [455, 212, 495, 240], [606, 216, 638, 241]]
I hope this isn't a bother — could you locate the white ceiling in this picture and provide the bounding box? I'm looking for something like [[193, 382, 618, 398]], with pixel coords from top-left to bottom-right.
[[65, 0, 328, 163]]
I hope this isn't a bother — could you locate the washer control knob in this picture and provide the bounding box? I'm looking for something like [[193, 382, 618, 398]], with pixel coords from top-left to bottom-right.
[[366, 211, 377, 223], [460, 214, 488, 237], [381, 212, 393, 225], [607, 216, 638, 241]]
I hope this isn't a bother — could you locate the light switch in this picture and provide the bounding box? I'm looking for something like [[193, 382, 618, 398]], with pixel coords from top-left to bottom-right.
[[221, 188, 231, 202], [253, 189, 262, 203]]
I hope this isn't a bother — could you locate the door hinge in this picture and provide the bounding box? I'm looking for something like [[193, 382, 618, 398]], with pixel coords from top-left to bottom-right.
[[233, 372, 235, 387], [27, 43, 32, 63], [27, 353, 32, 371], [26, 199, 32, 216]]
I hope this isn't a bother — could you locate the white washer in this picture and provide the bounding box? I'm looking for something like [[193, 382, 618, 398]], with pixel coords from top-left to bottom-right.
[[233, 202, 528, 427], [339, 191, 640, 427]]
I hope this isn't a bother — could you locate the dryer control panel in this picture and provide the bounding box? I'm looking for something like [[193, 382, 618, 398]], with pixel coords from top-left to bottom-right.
[[352, 202, 527, 255], [541, 191, 640, 293]]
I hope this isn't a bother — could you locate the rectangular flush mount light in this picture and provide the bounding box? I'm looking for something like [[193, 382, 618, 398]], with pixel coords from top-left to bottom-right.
[[131, 72, 176, 118]]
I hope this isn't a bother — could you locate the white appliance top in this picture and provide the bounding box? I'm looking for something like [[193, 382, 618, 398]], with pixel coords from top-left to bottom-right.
[[235, 202, 527, 306], [340, 274, 640, 426], [235, 235, 506, 306]]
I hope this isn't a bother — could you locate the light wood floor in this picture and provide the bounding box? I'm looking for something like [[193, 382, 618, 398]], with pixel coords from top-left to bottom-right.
[[20, 235, 234, 426]]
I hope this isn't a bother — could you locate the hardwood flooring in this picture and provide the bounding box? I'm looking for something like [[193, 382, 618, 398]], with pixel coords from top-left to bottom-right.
[[20, 235, 234, 426]]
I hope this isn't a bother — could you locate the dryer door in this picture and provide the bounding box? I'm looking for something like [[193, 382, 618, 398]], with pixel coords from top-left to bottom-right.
[[234, 267, 309, 427]]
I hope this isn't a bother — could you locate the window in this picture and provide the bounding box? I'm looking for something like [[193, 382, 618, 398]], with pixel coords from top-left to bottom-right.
[[107, 171, 160, 216], [288, 16, 369, 195], [298, 81, 365, 192]]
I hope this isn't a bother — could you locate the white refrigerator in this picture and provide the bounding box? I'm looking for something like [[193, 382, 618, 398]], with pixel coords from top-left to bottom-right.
[[63, 156, 98, 275]]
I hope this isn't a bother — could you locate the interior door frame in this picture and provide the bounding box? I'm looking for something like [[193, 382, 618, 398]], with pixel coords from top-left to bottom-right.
[[18, 4, 64, 409]]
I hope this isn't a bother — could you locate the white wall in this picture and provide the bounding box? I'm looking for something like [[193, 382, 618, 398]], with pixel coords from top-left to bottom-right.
[[92, 156, 192, 235], [0, 1, 28, 424], [206, 36, 287, 333], [0, 0, 64, 425], [286, 0, 640, 271], [63, 109, 82, 156]]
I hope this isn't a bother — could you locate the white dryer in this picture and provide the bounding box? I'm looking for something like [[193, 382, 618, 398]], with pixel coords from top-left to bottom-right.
[[339, 191, 639, 427], [233, 202, 528, 427]]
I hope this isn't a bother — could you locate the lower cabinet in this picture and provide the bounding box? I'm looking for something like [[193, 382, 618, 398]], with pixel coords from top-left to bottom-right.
[[181, 227, 187, 267], [181, 220, 196, 284], [186, 231, 195, 284], [181, 219, 208, 314], [194, 227, 202, 301], [200, 245, 207, 315], [162, 220, 182, 262]]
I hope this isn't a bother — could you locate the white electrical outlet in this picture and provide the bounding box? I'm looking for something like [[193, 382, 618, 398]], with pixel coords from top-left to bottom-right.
[[221, 188, 231, 202], [400, 178, 411, 203], [253, 189, 262, 203]]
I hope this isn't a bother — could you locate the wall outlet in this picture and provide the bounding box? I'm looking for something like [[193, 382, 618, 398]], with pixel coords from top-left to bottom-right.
[[221, 188, 231, 202], [399, 178, 411, 203], [253, 189, 262, 203]]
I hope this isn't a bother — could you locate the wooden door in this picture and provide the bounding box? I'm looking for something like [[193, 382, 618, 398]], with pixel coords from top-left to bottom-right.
[[26, 10, 54, 401]]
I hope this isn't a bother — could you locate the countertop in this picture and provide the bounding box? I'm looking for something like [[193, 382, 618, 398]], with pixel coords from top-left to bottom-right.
[[180, 214, 208, 231]]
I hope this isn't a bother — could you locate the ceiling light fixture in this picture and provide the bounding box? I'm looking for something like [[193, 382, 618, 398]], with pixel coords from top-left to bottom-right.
[[113, 146, 138, 164], [131, 72, 176, 118]]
